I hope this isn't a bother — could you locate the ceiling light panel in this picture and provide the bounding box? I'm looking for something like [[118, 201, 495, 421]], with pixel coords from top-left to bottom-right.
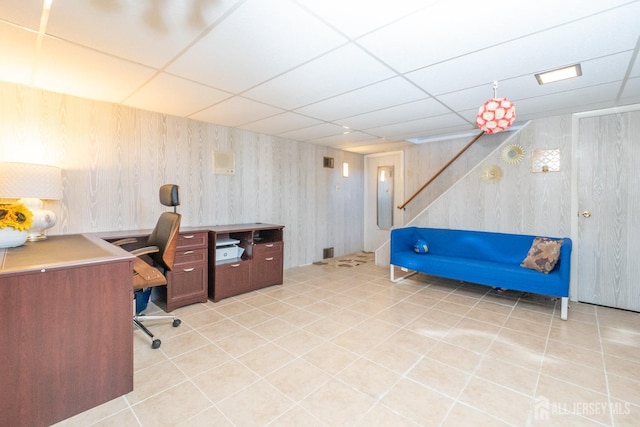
[[535, 64, 582, 85], [167, 0, 346, 93]]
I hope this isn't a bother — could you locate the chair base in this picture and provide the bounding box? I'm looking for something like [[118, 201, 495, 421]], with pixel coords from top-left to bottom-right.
[[134, 313, 181, 349]]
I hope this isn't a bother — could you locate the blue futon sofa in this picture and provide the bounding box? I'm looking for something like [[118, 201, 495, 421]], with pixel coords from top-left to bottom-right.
[[390, 227, 572, 320]]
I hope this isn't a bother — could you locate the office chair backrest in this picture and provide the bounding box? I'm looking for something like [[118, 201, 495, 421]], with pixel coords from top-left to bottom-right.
[[148, 184, 181, 272]]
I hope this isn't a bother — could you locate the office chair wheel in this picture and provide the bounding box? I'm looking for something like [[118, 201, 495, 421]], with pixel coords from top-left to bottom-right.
[[151, 339, 161, 349], [173, 319, 181, 327]]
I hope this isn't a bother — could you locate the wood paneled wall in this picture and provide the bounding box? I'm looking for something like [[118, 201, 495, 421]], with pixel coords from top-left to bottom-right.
[[407, 117, 573, 238], [0, 82, 364, 269]]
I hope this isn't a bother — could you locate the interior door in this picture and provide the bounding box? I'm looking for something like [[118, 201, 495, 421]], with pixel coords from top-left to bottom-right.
[[364, 152, 403, 252], [576, 109, 640, 311]]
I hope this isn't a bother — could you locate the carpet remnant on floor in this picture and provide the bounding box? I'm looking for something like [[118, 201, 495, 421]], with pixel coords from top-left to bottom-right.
[[313, 251, 374, 268]]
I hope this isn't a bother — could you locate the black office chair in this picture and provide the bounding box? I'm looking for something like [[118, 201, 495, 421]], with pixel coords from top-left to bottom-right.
[[114, 184, 182, 349]]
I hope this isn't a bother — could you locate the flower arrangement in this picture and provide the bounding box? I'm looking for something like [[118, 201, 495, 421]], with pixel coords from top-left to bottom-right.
[[0, 203, 34, 231]]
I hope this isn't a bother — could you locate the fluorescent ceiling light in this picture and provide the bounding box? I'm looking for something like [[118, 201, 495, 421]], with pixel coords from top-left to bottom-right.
[[535, 64, 582, 85]]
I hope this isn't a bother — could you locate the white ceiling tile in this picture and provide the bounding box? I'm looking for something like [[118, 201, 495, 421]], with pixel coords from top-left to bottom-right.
[[338, 98, 449, 130], [294, 77, 427, 121], [123, 73, 233, 117], [34, 37, 157, 104], [166, 0, 346, 93], [278, 123, 346, 141], [364, 113, 471, 140], [0, 0, 44, 29], [297, 0, 433, 39], [307, 131, 374, 147], [189, 96, 284, 128], [0, 22, 37, 86], [239, 112, 323, 135], [46, 0, 243, 68], [406, 5, 640, 96], [359, 0, 636, 73], [243, 43, 395, 110]]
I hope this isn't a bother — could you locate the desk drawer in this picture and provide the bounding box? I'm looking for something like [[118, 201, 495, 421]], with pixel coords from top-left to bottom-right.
[[253, 241, 283, 257], [177, 232, 207, 250], [173, 248, 206, 267]]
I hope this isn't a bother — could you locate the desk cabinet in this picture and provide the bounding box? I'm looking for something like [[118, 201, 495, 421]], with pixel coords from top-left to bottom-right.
[[209, 224, 284, 302], [0, 235, 133, 427], [159, 231, 209, 312]]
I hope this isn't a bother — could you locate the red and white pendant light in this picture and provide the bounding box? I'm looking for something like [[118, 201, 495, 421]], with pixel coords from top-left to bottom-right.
[[476, 81, 516, 134]]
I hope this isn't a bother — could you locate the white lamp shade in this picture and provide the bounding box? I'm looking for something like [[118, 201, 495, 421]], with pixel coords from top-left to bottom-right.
[[0, 162, 63, 200]]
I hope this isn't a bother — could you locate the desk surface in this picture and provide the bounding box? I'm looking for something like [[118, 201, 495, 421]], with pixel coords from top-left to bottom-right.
[[0, 233, 133, 275]]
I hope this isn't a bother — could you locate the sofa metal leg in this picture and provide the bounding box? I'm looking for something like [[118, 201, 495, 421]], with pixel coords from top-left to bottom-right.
[[390, 264, 417, 283], [560, 297, 568, 320]]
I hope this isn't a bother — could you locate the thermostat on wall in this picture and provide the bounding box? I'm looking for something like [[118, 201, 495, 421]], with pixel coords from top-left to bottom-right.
[[213, 151, 235, 175]]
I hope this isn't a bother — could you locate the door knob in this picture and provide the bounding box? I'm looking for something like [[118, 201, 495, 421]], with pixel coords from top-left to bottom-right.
[[581, 211, 592, 218]]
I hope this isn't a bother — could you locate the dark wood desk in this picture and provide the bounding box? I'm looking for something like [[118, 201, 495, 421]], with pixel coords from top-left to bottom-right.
[[0, 234, 134, 427]]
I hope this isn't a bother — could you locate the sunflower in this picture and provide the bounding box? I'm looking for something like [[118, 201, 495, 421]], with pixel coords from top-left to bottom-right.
[[0, 203, 34, 231]]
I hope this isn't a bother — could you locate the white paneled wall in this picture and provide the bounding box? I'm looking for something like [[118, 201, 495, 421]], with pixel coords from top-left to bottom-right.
[[409, 117, 573, 238], [0, 82, 364, 269]]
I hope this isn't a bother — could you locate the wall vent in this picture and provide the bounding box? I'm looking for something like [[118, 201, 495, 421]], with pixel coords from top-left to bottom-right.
[[323, 247, 334, 259]]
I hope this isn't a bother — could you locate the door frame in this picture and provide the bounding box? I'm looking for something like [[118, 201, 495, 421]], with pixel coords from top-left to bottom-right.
[[364, 151, 404, 253], [570, 103, 640, 302]]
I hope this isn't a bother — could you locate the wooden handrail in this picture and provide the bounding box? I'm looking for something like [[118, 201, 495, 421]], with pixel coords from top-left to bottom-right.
[[397, 130, 485, 210]]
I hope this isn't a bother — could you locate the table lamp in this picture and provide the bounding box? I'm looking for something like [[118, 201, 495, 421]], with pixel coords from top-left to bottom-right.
[[0, 162, 63, 241]]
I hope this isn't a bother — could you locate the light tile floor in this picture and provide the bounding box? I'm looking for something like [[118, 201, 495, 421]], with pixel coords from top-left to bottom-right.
[[56, 254, 640, 426]]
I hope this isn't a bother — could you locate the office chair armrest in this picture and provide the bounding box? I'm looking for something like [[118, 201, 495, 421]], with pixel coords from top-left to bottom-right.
[[111, 237, 138, 246], [130, 245, 160, 257]]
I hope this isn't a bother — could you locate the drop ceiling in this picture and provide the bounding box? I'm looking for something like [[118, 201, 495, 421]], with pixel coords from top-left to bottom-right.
[[1, 0, 639, 154]]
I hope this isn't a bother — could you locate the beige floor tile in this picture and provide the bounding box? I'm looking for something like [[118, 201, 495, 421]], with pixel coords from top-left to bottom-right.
[[464, 306, 509, 326], [181, 308, 225, 329], [335, 357, 401, 399], [380, 378, 454, 425], [442, 403, 512, 427], [603, 354, 640, 382], [303, 316, 352, 340], [210, 300, 253, 317], [607, 374, 640, 407], [237, 342, 297, 377], [407, 357, 470, 398], [197, 318, 248, 342], [544, 340, 603, 368], [177, 406, 234, 427], [535, 375, 611, 425], [442, 317, 500, 353], [302, 341, 360, 375], [266, 358, 332, 401], [215, 328, 269, 358], [300, 378, 377, 426], [278, 308, 323, 327], [249, 316, 298, 341], [192, 359, 260, 403], [609, 399, 639, 427], [354, 403, 421, 426], [601, 338, 640, 363], [428, 341, 483, 373], [227, 308, 274, 328], [503, 316, 551, 338], [127, 360, 189, 405], [132, 381, 212, 427], [474, 357, 539, 396], [373, 301, 427, 326], [158, 329, 211, 358], [269, 405, 326, 426], [216, 379, 294, 427], [540, 355, 607, 394], [274, 328, 327, 356], [459, 377, 532, 426], [171, 343, 232, 377]]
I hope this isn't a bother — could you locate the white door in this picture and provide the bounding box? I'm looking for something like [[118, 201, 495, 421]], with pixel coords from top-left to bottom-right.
[[364, 152, 403, 252], [576, 109, 640, 311]]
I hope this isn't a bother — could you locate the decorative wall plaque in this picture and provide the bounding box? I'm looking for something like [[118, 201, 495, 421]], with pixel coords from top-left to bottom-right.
[[531, 149, 560, 173]]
